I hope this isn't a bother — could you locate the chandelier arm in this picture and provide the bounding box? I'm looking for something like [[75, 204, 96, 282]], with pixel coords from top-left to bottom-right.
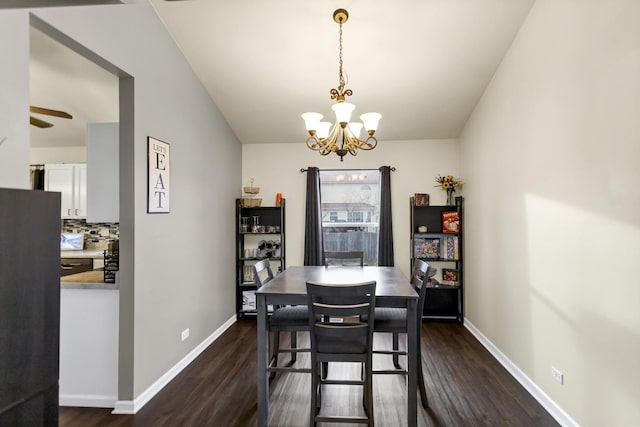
[[326, 123, 342, 153], [357, 136, 378, 150], [306, 135, 321, 150]]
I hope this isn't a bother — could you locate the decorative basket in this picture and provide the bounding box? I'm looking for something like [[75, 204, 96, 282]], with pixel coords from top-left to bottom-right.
[[243, 186, 260, 195], [241, 178, 261, 207], [241, 198, 262, 207]]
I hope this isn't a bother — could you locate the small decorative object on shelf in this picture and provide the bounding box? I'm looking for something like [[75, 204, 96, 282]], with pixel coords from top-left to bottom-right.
[[435, 174, 463, 206], [241, 178, 262, 207], [276, 193, 283, 207], [414, 193, 430, 207]]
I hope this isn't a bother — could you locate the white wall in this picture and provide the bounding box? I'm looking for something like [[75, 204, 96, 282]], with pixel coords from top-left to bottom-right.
[[242, 139, 459, 278], [30, 146, 86, 164], [0, 3, 241, 406], [0, 10, 30, 189], [459, 0, 640, 425]]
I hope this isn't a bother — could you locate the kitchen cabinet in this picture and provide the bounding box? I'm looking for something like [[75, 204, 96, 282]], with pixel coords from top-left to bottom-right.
[[87, 122, 119, 223], [45, 163, 87, 219], [60, 257, 93, 277]]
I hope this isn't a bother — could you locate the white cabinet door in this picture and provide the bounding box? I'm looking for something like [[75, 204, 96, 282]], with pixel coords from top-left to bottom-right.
[[45, 163, 86, 219], [75, 164, 87, 218]]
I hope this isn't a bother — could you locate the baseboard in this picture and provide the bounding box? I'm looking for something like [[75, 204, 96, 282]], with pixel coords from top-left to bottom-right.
[[59, 394, 117, 408], [464, 319, 578, 427], [112, 314, 237, 414]]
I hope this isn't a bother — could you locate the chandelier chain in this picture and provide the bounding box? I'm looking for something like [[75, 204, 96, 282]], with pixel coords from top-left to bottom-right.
[[338, 20, 345, 92]]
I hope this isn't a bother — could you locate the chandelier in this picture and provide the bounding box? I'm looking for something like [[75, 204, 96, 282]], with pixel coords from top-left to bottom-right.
[[302, 9, 382, 162]]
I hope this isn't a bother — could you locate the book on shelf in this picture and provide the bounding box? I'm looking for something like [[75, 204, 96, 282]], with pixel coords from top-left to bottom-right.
[[243, 265, 255, 283], [442, 211, 460, 233], [441, 268, 460, 286], [414, 236, 441, 259], [443, 235, 459, 260], [242, 290, 256, 311]]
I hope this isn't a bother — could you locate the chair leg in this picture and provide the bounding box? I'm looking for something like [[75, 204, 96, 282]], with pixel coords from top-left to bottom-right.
[[418, 349, 428, 409], [365, 358, 374, 426], [289, 331, 298, 364], [310, 361, 317, 427], [392, 332, 402, 369]]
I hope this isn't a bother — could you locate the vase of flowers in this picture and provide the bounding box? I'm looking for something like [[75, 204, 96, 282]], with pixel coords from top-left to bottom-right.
[[435, 175, 463, 205]]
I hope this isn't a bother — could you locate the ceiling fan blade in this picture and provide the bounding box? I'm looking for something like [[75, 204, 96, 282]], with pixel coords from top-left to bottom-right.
[[30, 116, 54, 128], [29, 106, 73, 119]]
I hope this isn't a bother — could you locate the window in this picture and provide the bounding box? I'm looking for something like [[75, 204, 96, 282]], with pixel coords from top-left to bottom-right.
[[348, 211, 364, 222], [319, 169, 380, 265]]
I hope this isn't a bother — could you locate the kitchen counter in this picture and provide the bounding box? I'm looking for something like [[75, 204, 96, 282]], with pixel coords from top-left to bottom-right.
[[60, 250, 105, 259], [60, 269, 118, 289]]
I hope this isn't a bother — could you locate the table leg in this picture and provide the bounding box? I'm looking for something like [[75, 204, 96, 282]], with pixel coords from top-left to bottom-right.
[[407, 298, 417, 426], [257, 295, 268, 427]]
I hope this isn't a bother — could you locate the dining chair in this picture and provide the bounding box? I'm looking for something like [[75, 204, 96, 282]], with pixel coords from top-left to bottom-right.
[[253, 259, 309, 376], [306, 280, 376, 426], [372, 259, 430, 409], [322, 251, 364, 267]]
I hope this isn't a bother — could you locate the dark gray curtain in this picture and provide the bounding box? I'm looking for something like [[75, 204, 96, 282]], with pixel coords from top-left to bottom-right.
[[304, 167, 324, 266], [378, 166, 394, 266]]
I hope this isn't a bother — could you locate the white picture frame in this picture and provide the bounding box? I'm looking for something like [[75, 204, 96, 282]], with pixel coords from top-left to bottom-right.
[[147, 136, 170, 213]]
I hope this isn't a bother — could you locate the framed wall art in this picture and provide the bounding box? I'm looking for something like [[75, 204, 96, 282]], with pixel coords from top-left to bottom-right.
[[147, 136, 171, 213], [414, 193, 430, 207]]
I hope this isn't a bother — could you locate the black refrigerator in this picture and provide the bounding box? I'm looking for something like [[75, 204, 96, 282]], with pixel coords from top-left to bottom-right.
[[0, 188, 61, 426]]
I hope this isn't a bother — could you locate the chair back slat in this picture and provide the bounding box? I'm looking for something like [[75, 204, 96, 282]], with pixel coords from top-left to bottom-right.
[[253, 259, 274, 288], [322, 251, 364, 267]]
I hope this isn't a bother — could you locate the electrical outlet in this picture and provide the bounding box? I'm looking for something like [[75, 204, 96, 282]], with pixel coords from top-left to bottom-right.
[[551, 367, 563, 384], [181, 328, 189, 341]]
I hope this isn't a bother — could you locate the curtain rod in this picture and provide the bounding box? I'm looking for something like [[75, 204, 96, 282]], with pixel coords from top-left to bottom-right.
[[300, 167, 396, 172]]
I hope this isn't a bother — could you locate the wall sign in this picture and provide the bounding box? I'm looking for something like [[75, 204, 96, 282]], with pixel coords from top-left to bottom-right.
[[147, 136, 170, 213]]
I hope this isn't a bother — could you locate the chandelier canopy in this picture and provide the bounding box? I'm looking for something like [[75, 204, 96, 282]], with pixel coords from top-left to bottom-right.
[[302, 9, 382, 162]]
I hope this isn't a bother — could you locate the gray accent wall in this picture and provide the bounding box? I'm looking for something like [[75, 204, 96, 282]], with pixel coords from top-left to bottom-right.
[[0, 3, 241, 403]]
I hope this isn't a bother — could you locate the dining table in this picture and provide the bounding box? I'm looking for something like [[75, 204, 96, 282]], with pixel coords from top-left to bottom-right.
[[256, 265, 419, 427]]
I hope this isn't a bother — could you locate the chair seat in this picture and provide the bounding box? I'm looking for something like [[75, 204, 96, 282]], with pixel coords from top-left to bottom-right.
[[373, 307, 407, 331], [270, 305, 309, 328]]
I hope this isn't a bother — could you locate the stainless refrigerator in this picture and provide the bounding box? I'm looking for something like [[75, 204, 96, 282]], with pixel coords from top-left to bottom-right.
[[0, 188, 61, 425]]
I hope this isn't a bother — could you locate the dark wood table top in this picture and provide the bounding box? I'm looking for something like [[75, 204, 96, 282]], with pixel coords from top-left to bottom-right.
[[256, 266, 418, 300]]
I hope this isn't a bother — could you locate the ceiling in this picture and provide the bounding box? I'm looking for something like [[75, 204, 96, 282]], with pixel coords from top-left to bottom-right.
[[30, 27, 119, 148], [149, 0, 535, 144], [28, 0, 535, 148]]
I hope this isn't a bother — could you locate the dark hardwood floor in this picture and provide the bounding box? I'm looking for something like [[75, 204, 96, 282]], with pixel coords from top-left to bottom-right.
[[59, 320, 559, 426]]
